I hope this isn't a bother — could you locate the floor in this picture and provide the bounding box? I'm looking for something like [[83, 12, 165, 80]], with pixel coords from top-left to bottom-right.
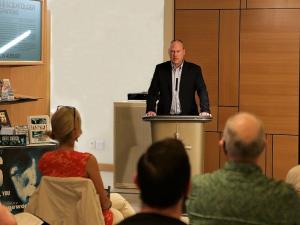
[[101, 171, 141, 212], [114, 189, 141, 212]]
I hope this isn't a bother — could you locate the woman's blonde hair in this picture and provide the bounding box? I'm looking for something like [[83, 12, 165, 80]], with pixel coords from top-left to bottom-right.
[[49, 106, 82, 144]]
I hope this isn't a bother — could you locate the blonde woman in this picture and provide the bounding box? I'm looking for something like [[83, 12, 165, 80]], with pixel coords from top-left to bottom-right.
[[38, 106, 135, 225]]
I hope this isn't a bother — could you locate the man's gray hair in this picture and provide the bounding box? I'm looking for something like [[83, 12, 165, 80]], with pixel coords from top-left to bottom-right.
[[170, 39, 184, 46], [223, 113, 265, 159]]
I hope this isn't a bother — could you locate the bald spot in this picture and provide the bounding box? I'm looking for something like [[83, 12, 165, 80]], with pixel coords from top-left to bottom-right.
[[227, 113, 262, 144]]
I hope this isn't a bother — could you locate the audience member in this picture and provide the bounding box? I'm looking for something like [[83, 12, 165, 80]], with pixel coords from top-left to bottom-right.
[[0, 203, 17, 225], [117, 138, 190, 225], [286, 165, 300, 197], [187, 112, 300, 224], [38, 106, 135, 225]]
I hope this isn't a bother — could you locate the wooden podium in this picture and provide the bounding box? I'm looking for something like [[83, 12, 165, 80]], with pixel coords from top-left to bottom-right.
[[143, 116, 211, 176]]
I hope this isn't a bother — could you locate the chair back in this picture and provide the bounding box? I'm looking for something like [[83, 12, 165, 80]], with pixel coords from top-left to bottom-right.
[[25, 176, 105, 225]]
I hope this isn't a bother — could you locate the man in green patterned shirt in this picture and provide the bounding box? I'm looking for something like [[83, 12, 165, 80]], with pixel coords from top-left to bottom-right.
[[187, 112, 300, 225]]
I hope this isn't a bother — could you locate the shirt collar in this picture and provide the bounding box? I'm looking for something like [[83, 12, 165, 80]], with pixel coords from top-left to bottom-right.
[[224, 160, 262, 174], [171, 61, 184, 71]]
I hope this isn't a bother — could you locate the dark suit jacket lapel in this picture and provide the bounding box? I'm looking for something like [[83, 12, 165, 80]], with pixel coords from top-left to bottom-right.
[[179, 62, 188, 97], [166, 62, 172, 93]]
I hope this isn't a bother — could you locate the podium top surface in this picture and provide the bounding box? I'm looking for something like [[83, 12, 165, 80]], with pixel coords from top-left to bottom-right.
[[142, 115, 212, 122]]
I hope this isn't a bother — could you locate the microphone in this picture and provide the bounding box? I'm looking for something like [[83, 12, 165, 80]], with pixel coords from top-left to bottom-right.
[[175, 78, 178, 91]]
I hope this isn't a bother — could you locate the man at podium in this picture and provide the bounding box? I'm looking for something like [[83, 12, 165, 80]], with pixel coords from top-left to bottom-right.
[[146, 39, 211, 116]]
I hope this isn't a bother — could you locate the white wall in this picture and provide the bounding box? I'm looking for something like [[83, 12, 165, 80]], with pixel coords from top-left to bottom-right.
[[48, 0, 164, 163]]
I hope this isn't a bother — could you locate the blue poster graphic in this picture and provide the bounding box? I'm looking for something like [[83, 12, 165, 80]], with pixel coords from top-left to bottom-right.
[[0, 144, 56, 214]]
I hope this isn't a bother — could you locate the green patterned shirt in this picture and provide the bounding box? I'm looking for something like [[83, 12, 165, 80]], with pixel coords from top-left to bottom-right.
[[187, 161, 300, 225]]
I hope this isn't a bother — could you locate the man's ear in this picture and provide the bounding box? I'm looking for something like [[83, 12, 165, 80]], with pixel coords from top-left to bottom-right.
[[185, 180, 192, 197], [133, 174, 140, 189], [219, 139, 227, 155]]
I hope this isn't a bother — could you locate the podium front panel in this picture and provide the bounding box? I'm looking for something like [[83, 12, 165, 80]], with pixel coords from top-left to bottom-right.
[[151, 121, 204, 176]]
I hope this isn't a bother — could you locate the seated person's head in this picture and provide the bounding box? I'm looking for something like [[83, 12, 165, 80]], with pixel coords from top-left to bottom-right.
[[221, 112, 266, 162], [50, 106, 82, 144], [136, 138, 190, 208]]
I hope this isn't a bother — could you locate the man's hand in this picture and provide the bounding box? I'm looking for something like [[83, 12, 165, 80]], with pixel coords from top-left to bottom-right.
[[146, 111, 157, 116], [199, 112, 212, 118]]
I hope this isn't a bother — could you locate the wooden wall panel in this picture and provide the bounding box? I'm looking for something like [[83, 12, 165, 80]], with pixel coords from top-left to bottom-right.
[[218, 107, 239, 132], [0, 7, 50, 126], [3, 65, 49, 125], [175, 10, 219, 131], [265, 135, 273, 177], [204, 132, 220, 173], [273, 135, 298, 180], [257, 145, 266, 174], [175, 2, 300, 179], [176, 0, 241, 9], [241, 0, 247, 8], [164, 0, 174, 61], [240, 10, 299, 135], [219, 10, 239, 106], [241, 9, 300, 32], [0, 67, 10, 77], [247, 0, 300, 8], [204, 106, 218, 131]]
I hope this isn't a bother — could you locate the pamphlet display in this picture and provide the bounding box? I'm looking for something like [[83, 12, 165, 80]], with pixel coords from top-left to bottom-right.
[[27, 115, 50, 144]]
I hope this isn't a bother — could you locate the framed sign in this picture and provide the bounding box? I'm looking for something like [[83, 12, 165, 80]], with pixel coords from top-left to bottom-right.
[[0, 110, 11, 127], [0, 0, 44, 65]]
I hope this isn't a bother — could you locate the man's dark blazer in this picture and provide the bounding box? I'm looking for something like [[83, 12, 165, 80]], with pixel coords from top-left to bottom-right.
[[146, 61, 210, 115]]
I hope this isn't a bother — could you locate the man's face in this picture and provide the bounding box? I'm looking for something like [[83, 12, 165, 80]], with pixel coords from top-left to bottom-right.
[[0, 113, 6, 123], [169, 41, 185, 67]]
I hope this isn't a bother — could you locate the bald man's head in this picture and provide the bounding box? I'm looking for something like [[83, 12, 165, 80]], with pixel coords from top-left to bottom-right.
[[222, 112, 265, 161]]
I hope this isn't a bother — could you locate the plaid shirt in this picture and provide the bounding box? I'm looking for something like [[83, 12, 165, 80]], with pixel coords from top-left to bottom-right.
[[187, 161, 300, 225]]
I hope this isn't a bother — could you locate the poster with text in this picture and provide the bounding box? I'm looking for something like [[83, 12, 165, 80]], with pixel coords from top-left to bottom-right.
[[0, 144, 56, 214]]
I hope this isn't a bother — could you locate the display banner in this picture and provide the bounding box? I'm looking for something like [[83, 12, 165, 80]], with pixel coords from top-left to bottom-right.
[[0, 0, 42, 61], [0, 144, 56, 214]]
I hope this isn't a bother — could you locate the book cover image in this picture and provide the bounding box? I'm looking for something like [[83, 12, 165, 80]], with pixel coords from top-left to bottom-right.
[[0, 135, 26, 146], [27, 115, 50, 144], [0, 145, 57, 214], [0, 110, 11, 128], [0, 79, 14, 101]]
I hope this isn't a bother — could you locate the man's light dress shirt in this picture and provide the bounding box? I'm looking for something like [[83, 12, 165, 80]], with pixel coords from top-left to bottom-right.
[[170, 62, 183, 115]]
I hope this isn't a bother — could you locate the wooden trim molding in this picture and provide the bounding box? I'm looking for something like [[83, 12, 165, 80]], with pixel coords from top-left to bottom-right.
[[164, 0, 174, 60], [98, 163, 114, 172]]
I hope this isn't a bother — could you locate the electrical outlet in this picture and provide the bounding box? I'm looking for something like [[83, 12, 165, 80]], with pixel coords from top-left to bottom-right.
[[89, 139, 96, 150], [96, 140, 105, 150]]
